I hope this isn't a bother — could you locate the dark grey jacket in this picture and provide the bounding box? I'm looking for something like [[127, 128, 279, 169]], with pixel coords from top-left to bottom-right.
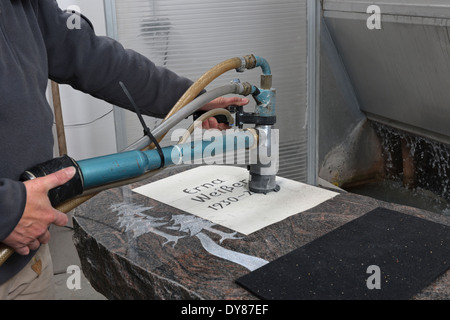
[[0, 0, 195, 284]]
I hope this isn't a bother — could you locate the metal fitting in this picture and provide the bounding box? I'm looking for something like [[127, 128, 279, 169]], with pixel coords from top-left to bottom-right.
[[260, 75, 272, 89], [243, 54, 257, 70], [236, 57, 247, 73], [241, 82, 254, 96], [230, 79, 253, 96], [248, 125, 280, 194]]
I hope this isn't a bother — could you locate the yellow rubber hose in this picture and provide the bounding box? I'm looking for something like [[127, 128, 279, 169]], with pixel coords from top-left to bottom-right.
[[143, 57, 243, 151]]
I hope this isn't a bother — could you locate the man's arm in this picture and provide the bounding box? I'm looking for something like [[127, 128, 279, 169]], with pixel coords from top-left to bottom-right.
[[0, 180, 27, 243], [39, 1, 196, 118]]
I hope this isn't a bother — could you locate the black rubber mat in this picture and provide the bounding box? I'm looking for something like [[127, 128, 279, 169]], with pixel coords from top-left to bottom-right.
[[236, 207, 450, 300]]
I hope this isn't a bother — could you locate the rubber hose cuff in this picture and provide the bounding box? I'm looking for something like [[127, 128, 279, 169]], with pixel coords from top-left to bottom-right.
[[20, 155, 84, 207]]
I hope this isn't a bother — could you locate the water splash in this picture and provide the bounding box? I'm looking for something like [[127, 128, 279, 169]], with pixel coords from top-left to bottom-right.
[[368, 122, 450, 215]]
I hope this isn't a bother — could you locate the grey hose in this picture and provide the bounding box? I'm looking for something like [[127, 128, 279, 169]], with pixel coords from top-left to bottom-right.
[[123, 83, 247, 151]]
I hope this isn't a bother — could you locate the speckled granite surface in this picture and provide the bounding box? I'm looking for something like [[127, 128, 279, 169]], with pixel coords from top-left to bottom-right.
[[72, 165, 450, 300]]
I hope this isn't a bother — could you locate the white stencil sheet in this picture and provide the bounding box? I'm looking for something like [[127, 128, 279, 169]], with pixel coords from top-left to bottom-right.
[[132, 166, 339, 235]]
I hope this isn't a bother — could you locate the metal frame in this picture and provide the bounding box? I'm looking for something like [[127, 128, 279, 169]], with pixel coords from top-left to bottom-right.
[[104, 0, 128, 152], [307, 0, 321, 185]]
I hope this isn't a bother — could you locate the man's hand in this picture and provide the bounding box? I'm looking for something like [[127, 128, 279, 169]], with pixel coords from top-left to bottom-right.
[[200, 96, 249, 112], [200, 96, 249, 130], [2, 167, 76, 255]]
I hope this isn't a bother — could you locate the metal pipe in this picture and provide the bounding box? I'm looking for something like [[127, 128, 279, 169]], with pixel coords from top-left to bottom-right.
[[248, 125, 279, 193], [254, 55, 272, 75]]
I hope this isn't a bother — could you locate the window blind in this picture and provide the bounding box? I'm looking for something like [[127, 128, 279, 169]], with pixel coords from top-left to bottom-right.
[[106, 0, 309, 182]]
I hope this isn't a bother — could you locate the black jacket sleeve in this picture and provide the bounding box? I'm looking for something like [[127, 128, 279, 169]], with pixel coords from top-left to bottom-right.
[[39, 0, 196, 118], [0, 179, 26, 241], [0, 1, 199, 242]]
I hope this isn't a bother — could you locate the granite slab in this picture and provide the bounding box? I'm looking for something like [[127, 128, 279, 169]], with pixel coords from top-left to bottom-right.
[[72, 165, 450, 300]]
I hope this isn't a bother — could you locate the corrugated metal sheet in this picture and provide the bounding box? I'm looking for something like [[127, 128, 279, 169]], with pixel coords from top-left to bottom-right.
[[107, 0, 309, 182], [324, 0, 450, 145], [324, 0, 450, 17]]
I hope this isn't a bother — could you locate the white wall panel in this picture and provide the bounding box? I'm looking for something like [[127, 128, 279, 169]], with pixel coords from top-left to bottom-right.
[[107, 0, 309, 182]]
